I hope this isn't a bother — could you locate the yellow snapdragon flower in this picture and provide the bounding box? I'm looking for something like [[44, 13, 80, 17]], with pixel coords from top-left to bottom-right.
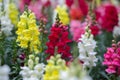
[[8, 3, 19, 26], [43, 54, 67, 80], [55, 5, 69, 25], [16, 10, 41, 53]]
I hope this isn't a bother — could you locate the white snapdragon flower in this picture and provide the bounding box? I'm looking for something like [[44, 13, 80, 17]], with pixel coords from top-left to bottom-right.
[[20, 63, 45, 80], [78, 27, 98, 68], [60, 60, 92, 80], [60, 71, 92, 80], [0, 65, 10, 80], [20, 66, 31, 78], [0, 0, 13, 36], [0, 16, 13, 36], [113, 26, 120, 37]]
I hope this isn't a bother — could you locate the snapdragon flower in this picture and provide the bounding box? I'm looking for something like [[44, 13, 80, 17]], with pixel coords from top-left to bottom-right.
[[53, 5, 69, 25], [60, 59, 92, 80], [20, 55, 45, 80], [16, 10, 41, 53], [78, 26, 98, 68], [0, 0, 13, 36], [43, 54, 67, 80]]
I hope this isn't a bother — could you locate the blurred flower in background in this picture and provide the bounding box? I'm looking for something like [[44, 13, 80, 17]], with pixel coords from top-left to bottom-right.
[[0, 0, 13, 36], [0, 65, 10, 80], [95, 3, 118, 32], [70, 20, 85, 42], [60, 59, 92, 80]]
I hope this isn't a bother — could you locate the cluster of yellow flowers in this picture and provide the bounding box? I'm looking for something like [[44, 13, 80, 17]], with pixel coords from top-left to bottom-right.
[[43, 54, 67, 80], [55, 5, 69, 25], [8, 2, 19, 26], [16, 10, 41, 53]]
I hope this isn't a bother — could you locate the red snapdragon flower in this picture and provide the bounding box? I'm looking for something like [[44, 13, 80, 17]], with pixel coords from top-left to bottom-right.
[[96, 4, 118, 32], [65, 0, 74, 8], [90, 25, 100, 36], [46, 23, 72, 60], [78, 0, 88, 16]]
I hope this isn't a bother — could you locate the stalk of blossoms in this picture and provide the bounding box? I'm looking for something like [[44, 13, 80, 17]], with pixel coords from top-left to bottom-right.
[[0, 0, 13, 36], [53, 2, 69, 25], [43, 53, 67, 80], [78, 25, 98, 68], [46, 14, 72, 60], [103, 40, 120, 76], [16, 10, 41, 54], [8, 1, 19, 27], [38, 19, 48, 62], [20, 54, 45, 80], [60, 59, 92, 80]]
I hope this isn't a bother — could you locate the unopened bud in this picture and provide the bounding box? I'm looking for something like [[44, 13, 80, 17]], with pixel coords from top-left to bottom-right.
[[28, 59, 34, 69], [35, 57, 39, 65], [29, 55, 35, 59]]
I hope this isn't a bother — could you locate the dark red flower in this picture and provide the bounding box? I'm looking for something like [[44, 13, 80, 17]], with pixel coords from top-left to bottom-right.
[[46, 23, 72, 60], [90, 25, 100, 36], [22, 0, 31, 5], [43, 0, 51, 7], [78, 0, 88, 16], [96, 4, 118, 32], [65, 0, 74, 8]]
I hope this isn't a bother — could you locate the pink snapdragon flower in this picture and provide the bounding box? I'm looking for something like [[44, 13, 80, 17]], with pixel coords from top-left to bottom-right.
[[70, 20, 85, 42], [19, 0, 49, 20], [103, 42, 120, 75], [28, 1, 43, 20]]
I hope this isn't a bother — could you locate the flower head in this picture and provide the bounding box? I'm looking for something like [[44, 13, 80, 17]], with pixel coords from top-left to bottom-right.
[[20, 54, 45, 80], [43, 54, 67, 80], [46, 15, 72, 60], [16, 10, 41, 53], [60, 59, 92, 80], [8, 2, 19, 26], [78, 26, 98, 68], [54, 5, 69, 25], [103, 41, 120, 75], [96, 4, 118, 32]]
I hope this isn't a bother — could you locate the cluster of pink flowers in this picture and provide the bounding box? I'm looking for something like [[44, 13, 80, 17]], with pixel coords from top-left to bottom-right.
[[70, 16, 100, 42], [103, 42, 120, 75], [70, 20, 85, 42], [19, 0, 50, 20]]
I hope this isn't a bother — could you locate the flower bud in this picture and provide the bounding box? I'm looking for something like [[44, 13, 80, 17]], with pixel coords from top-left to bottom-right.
[[57, 59, 63, 65], [56, 54, 61, 59], [35, 57, 39, 65], [28, 59, 34, 69], [29, 55, 35, 60], [44, 30, 48, 34]]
